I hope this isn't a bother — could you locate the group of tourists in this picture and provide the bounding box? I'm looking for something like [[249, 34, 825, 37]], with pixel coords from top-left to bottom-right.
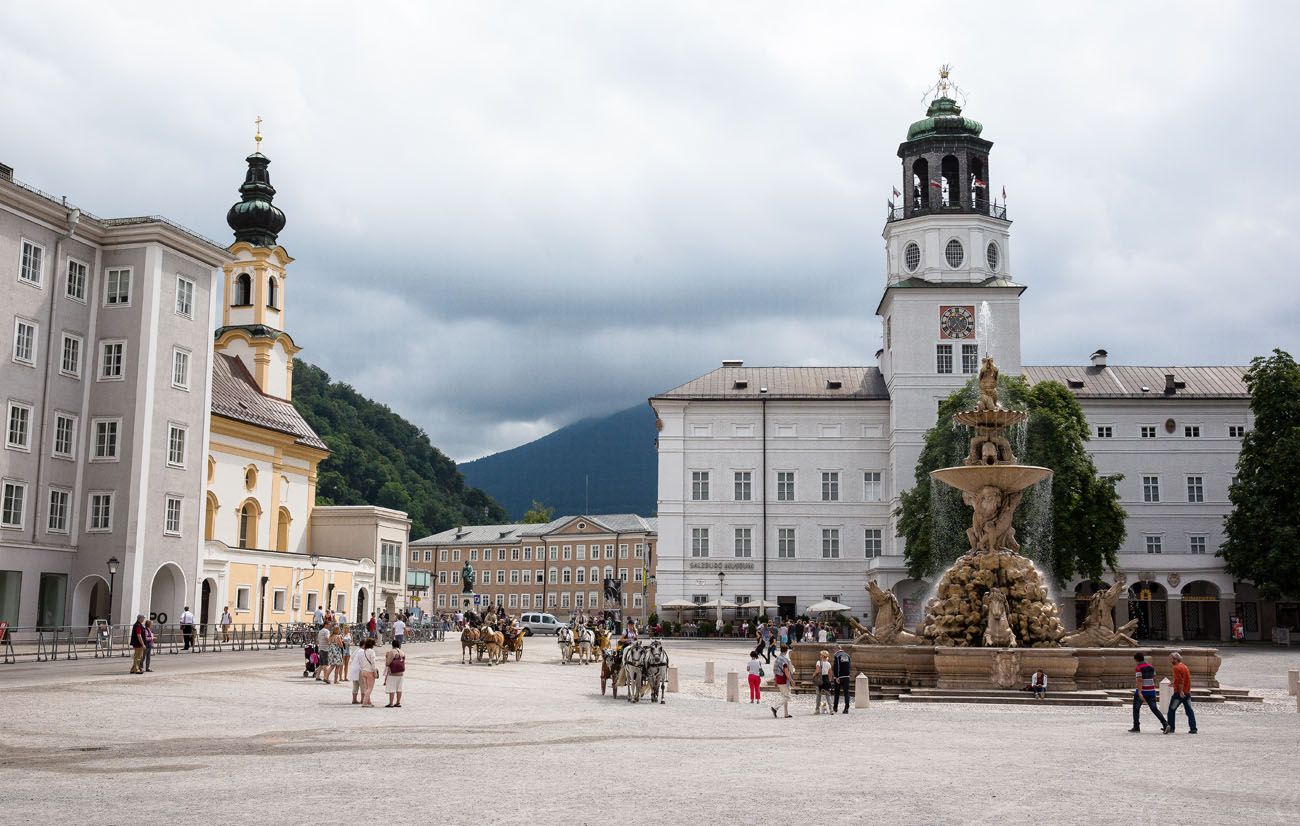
[[743, 642, 854, 717], [1130, 651, 1199, 734], [751, 619, 838, 662], [127, 615, 156, 674]]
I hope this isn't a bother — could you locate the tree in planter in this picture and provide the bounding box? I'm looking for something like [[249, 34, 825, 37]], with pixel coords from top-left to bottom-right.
[[896, 375, 1127, 589], [1221, 349, 1300, 600]]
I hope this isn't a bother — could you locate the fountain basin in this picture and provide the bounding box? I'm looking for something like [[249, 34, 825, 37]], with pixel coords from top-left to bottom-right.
[[930, 464, 1051, 495], [953, 409, 1028, 428]]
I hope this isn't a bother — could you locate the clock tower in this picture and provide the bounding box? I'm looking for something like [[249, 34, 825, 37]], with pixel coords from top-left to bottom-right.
[[876, 68, 1025, 556]]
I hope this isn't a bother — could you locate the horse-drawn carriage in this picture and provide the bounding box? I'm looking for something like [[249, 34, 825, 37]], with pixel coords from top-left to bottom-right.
[[460, 620, 524, 665], [600, 638, 669, 703]]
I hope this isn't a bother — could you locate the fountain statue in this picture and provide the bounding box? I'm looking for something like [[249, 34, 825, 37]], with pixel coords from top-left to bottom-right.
[[920, 356, 1066, 648], [1061, 580, 1139, 647], [848, 581, 919, 645]]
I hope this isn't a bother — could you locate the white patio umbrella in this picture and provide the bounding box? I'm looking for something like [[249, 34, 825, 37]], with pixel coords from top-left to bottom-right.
[[698, 598, 739, 630], [739, 599, 780, 611], [660, 599, 697, 626], [806, 599, 851, 614]]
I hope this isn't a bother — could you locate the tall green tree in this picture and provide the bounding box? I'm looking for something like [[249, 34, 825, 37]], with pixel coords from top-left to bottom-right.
[[521, 500, 555, 524], [896, 375, 1126, 588], [1220, 349, 1300, 599]]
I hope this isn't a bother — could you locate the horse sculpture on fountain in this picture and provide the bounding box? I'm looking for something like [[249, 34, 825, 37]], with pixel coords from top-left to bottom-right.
[[848, 580, 919, 645], [1061, 580, 1140, 647]]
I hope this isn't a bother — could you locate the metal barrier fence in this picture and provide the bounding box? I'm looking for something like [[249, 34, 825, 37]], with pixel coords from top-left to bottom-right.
[[0, 620, 443, 664]]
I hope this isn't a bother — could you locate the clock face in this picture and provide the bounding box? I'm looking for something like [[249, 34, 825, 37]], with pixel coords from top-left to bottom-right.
[[939, 305, 976, 340]]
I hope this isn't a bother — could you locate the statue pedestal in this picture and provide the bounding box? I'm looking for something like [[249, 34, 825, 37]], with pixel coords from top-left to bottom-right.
[[456, 593, 484, 612]]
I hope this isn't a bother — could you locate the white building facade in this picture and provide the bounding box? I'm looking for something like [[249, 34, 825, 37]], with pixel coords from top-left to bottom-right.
[[650, 90, 1282, 641]]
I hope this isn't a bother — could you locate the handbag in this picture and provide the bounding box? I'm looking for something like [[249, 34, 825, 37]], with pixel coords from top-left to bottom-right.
[[759, 666, 766, 677], [389, 654, 406, 675]]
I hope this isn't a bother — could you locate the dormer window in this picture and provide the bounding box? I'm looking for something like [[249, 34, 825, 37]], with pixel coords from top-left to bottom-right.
[[233, 273, 252, 306]]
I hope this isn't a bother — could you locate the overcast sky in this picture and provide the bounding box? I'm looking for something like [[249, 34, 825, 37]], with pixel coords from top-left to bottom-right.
[[4, 2, 1298, 460]]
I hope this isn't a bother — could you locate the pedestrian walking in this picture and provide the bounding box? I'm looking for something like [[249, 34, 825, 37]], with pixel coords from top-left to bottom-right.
[[142, 619, 156, 672], [341, 625, 353, 682], [383, 639, 406, 708], [180, 606, 196, 650], [367, 612, 377, 638], [358, 638, 379, 707], [813, 650, 833, 714], [1165, 652, 1198, 734], [327, 625, 344, 684], [392, 616, 405, 647], [831, 644, 852, 713], [348, 633, 364, 704], [746, 650, 764, 703], [766, 626, 778, 663], [315, 624, 331, 683], [1129, 652, 1169, 733], [129, 614, 146, 674], [220, 606, 233, 643], [313, 605, 325, 628], [770, 644, 794, 719]]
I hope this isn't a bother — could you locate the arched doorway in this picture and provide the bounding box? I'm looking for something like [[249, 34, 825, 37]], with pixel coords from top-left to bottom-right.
[[71, 575, 111, 631], [149, 563, 187, 625], [1181, 581, 1221, 641], [356, 588, 368, 622], [892, 579, 932, 629], [200, 578, 217, 639], [1073, 580, 1112, 629], [1128, 581, 1168, 640]]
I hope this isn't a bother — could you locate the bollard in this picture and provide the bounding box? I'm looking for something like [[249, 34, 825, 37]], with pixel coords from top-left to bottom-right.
[[667, 665, 679, 693], [1158, 677, 1173, 712], [726, 670, 739, 702], [1288, 669, 1298, 696], [704, 660, 715, 684], [855, 673, 870, 709]]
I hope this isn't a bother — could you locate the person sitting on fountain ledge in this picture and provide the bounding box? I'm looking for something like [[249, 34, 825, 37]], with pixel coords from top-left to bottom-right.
[[1029, 669, 1047, 699], [1130, 653, 1169, 733]]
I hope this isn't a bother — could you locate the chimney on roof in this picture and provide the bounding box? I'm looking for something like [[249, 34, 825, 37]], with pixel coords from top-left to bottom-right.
[[1164, 373, 1177, 395], [1090, 349, 1108, 367], [721, 359, 743, 368]]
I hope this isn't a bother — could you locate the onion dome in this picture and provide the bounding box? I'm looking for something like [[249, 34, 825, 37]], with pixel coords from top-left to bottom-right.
[[906, 96, 984, 141], [226, 152, 286, 247]]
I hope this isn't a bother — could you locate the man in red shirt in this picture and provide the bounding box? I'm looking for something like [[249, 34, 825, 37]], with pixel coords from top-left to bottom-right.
[[1165, 651, 1198, 734]]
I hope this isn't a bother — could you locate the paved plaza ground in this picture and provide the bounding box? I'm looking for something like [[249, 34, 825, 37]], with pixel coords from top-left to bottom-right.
[[1, 639, 1297, 825]]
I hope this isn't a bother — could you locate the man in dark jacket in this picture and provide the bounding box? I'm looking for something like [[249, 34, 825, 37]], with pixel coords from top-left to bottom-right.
[[129, 615, 147, 674], [831, 644, 852, 713]]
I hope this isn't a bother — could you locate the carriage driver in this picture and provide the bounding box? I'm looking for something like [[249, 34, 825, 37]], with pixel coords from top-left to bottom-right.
[[623, 618, 638, 642]]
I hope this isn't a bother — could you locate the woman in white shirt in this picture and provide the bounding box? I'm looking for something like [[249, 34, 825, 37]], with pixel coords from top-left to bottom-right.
[[813, 650, 833, 714], [358, 638, 379, 707], [745, 651, 764, 703], [347, 632, 364, 704]]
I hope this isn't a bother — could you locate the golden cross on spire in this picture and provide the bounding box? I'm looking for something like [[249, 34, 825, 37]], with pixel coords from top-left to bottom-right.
[[254, 116, 263, 151]]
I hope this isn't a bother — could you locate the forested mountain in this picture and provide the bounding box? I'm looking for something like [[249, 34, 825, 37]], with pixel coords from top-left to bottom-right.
[[291, 360, 508, 539], [459, 403, 657, 519]]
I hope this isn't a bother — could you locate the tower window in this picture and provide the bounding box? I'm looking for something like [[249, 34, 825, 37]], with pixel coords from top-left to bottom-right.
[[233, 273, 252, 306], [267, 276, 279, 309], [986, 242, 999, 272], [945, 239, 964, 268], [940, 155, 960, 207], [904, 242, 921, 273], [936, 344, 953, 374], [911, 158, 929, 210]]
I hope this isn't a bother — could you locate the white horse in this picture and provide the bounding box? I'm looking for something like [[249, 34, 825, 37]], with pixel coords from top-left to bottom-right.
[[575, 626, 596, 664], [557, 626, 575, 664], [620, 641, 648, 703], [644, 640, 669, 704]]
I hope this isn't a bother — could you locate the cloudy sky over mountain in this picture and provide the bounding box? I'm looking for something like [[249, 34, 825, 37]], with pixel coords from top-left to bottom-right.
[[4, 2, 1297, 460]]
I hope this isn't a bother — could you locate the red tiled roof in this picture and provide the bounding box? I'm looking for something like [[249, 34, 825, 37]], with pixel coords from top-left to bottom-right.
[[211, 353, 328, 450]]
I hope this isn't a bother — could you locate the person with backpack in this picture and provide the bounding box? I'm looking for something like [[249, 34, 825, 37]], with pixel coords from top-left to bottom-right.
[[770, 644, 794, 719], [383, 639, 406, 708], [746, 650, 765, 702]]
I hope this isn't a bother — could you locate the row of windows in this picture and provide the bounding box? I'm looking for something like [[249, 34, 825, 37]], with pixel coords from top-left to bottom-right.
[[1140, 475, 1224, 503], [936, 343, 979, 375], [434, 592, 646, 610], [412, 543, 647, 564], [0, 482, 185, 536], [5, 403, 189, 467], [230, 272, 280, 310], [10, 322, 193, 389], [691, 470, 885, 503], [431, 565, 646, 587], [901, 239, 999, 274], [688, 422, 887, 439], [1097, 424, 1246, 439], [1141, 534, 1212, 555], [14, 241, 196, 317], [232, 587, 348, 615], [691, 526, 884, 559]]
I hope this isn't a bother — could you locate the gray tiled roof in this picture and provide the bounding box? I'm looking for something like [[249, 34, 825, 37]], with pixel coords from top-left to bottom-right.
[[652, 366, 889, 401], [411, 513, 656, 546], [211, 353, 328, 450], [1023, 365, 1249, 399]]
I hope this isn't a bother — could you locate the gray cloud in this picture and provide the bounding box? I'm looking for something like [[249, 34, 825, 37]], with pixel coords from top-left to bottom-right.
[[3, 2, 1297, 460]]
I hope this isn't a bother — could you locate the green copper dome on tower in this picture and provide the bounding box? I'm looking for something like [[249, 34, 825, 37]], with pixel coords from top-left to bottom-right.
[[906, 95, 984, 141], [226, 151, 286, 247]]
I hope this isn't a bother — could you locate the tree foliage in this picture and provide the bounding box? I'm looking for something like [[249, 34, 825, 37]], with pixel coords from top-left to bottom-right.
[[521, 500, 555, 524], [291, 359, 509, 539], [897, 375, 1126, 588], [1220, 349, 1300, 600]]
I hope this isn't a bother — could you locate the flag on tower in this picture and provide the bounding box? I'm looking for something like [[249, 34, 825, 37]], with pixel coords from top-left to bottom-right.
[[892, 186, 901, 199], [1001, 185, 1007, 199], [973, 178, 987, 189], [930, 178, 943, 189]]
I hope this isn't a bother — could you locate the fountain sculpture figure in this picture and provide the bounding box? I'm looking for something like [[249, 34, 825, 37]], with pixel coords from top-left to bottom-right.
[[848, 580, 919, 645], [921, 356, 1066, 648]]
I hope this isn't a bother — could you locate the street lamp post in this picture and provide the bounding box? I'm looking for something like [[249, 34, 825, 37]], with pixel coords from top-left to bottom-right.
[[106, 556, 119, 625], [717, 571, 726, 634], [294, 554, 320, 620]]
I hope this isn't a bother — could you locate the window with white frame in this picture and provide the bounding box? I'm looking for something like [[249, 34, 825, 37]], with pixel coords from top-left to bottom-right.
[[410, 548, 419, 562], [167, 424, 187, 467], [575, 567, 585, 584], [691, 471, 710, 501], [562, 546, 571, 560], [1144, 535, 1163, 554], [47, 487, 70, 533], [633, 567, 643, 582], [633, 543, 642, 558], [1096, 426, 1113, 438], [560, 592, 570, 608], [469, 549, 478, 561], [549, 547, 558, 560], [778, 527, 796, 558], [92, 419, 120, 461], [1, 481, 26, 528], [6, 402, 32, 450], [175, 276, 195, 317], [1189, 535, 1207, 555], [1184, 425, 1200, 438], [424, 550, 432, 562], [864, 471, 882, 502], [452, 549, 461, 561], [865, 528, 882, 558], [562, 567, 572, 584], [549, 569, 557, 584], [164, 495, 182, 536], [272, 589, 286, 612], [1228, 425, 1245, 438], [60, 333, 82, 378], [961, 343, 978, 374], [523, 547, 532, 560], [511, 547, 520, 561], [508, 593, 518, 609], [497, 548, 506, 561], [306, 592, 319, 613], [691, 527, 710, 557], [52, 413, 76, 459], [936, 344, 953, 374], [821, 471, 840, 502], [379, 541, 401, 584], [632, 593, 644, 609], [1182, 475, 1204, 503], [104, 268, 131, 306], [734, 527, 752, 558], [65, 259, 86, 301], [19, 240, 43, 286], [450, 571, 459, 584], [821, 528, 840, 558], [437, 593, 447, 608], [777, 471, 795, 501], [521, 569, 531, 584], [235, 586, 251, 611], [437, 571, 447, 585], [535, 569, 543, 583], [1140, 426, 1156, 439], [87, 491, 114, 531], [98, 340, 125, 380], [576, 545, 586, 561], [734, 470, 752, 501], [13, 319, 37, 365], [172, 348, 191, 390], [439, 549, 449, 562], [547, 593, 557, 608], [1142, 476, 1160, 503], [618, 567, 628, 582]]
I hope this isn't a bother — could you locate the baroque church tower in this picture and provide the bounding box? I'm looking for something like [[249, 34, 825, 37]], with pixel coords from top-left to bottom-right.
[[214, 127, 300, 399]]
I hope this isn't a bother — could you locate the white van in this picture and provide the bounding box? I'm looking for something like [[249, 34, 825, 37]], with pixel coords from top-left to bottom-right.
[[519, 612, 563, 635]]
